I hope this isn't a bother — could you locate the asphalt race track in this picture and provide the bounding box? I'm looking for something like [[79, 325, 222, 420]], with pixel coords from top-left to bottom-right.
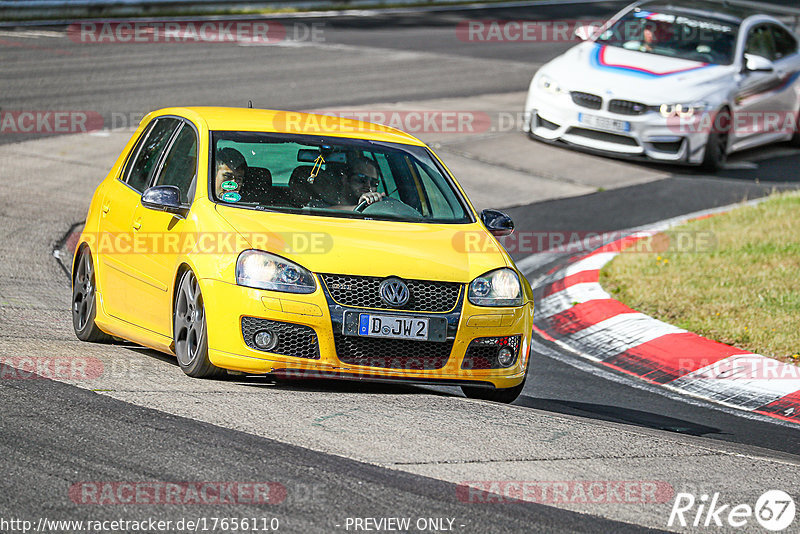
[[1, 1, 799, 532]]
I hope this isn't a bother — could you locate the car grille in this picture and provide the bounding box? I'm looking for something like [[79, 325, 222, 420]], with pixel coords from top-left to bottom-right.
[[332, 333, 454, 370], [571, 91, 602, 110], [321, 274, 461, 312], [566, 127, 640, 147], [241, 317, 320, 359], [461, 335, 521, 370], [609, 99, 649, 116]]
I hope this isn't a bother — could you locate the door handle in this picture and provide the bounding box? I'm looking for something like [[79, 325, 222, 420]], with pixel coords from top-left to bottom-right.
[[132, 220, 142, 231], [102, 203, 110, 214]]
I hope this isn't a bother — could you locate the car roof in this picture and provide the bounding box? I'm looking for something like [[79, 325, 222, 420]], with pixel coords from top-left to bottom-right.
[[148, 106, 427, 147]]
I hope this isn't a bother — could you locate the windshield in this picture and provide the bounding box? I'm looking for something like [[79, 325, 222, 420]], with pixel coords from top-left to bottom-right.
[[597, 8, 739, 65], [210, 132, 471, 223]]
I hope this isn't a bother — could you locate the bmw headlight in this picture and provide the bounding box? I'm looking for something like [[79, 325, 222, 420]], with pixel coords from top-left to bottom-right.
[[469, 268, 523, 307], [236, 250, 316, 294], [660, 102, 707, 119], [537, 74, 564, 95]]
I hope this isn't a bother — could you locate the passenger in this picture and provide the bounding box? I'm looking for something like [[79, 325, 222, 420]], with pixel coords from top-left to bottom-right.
[[214, 147, 247, 198]]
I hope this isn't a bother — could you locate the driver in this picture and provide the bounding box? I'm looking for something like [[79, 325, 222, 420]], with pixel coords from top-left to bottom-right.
[[214, 147, 247, 198], [341, 157, 384, 209], [317, 157, 385, 211]]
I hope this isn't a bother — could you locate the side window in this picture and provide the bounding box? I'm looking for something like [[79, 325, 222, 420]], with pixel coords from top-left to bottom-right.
[[771, 25, 797, 60], [126, 118, 180, 192], [745, 25, 776, 60], [153, 124, 198, 205], [120, 122, 152, 184]]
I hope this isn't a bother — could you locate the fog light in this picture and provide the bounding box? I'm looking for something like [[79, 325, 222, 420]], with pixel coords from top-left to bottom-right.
[[497, 347, 515, 367], [254, 329, 278, 351]]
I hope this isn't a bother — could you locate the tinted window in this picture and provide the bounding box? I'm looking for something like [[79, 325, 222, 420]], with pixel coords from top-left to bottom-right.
[[771, 25, 797, 60], [211, 132, 471, 223], [154, 124, 198, 205], [126, 118, 180, 192], [745, 25, 776, 60], [597, 9, 738, 65]]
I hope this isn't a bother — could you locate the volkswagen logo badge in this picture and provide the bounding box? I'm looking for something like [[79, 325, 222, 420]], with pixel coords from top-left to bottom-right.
[[379, 277, 410, 307]]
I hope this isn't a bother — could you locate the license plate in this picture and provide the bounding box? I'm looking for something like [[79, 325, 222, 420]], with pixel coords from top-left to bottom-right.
[[358, 314, 429, 341], [578, 113, 630, 132], [342, 312, 448, 342]]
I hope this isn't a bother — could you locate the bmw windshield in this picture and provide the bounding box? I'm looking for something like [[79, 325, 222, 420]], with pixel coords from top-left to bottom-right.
[[210, 132, 472, 223], [597, 8, 739, 65]]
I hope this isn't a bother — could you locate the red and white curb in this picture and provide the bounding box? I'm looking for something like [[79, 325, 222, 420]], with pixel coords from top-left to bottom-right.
[[524, 205, 800, 425]]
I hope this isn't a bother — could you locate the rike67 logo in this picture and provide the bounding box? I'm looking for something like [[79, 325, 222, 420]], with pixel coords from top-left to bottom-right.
[[668, 490, 795, 531]]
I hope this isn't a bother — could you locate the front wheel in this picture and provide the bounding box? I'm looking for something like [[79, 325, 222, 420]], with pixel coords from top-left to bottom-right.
[[72, 248, 112, 343], [701, 108, 731, 172], [461, 381, 526, 404], [462, 351, 530, 404], [174, 270, 224, 378]]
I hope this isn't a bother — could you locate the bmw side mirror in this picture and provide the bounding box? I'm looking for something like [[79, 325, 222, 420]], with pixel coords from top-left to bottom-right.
[[142, 185, 186, 217], [744, 53, 775, 73], [481, 209, 514, 237], [573, 23, 598, 41]]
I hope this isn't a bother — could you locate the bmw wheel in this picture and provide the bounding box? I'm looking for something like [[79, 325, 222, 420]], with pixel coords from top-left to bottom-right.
[[72, 248, 112, 343], [174, 270, 224, 378], [701, 107, 731, 172]]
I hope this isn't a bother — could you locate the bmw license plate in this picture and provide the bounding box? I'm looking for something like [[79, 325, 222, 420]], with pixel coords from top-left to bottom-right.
[[578, 113, 630, 132], [358, 314, 428, 341]]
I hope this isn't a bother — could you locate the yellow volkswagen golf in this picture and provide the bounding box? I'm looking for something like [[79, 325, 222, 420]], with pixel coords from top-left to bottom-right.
[[72, 107, 534, 402]]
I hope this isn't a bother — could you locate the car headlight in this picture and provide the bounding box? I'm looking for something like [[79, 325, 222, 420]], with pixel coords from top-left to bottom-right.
[[236, 250, 316, 294], [537, 74, 564, 95], [660, 102, 707, 119], [469, 268, 523, 307]]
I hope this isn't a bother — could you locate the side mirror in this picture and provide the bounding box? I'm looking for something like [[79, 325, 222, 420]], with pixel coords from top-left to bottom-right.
[[574, 23, 599, 41], [744, 53, 775, 73], [141, 185, 186, 217], [481, 209, 514, 237]]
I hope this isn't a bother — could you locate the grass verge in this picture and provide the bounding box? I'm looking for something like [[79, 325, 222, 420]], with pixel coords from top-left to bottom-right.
[[600, 191, 800, 366]]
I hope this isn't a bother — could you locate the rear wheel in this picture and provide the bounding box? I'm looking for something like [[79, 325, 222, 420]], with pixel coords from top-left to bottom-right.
[[174, 270, 224, 378], [72, 248, 112, 343], [701, 107, 731, 172]]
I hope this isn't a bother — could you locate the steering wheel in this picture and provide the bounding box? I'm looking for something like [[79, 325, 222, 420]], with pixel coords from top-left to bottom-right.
[[354, 196, 388, 212]]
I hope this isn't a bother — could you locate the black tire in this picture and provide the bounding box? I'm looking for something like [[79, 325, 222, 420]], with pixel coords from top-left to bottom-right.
[[461, 351, 531, 404], [72, 248, 113, 343], [701, 107, 731, 172], [789, 109, 800, 147], [173, 270, 224, 378]]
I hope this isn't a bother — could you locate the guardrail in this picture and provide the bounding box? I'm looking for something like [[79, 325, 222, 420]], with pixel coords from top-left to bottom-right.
[[0, 0, 480, 22]]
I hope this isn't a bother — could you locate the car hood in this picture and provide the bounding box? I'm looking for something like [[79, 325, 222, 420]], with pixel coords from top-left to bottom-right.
[[544, 42, 734, 104], [215, 205, 508, 282]]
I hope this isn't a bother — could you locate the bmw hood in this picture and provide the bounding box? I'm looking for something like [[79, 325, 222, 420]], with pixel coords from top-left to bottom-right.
[[215, 205, 509, 282], [542, 41, 734, 104]]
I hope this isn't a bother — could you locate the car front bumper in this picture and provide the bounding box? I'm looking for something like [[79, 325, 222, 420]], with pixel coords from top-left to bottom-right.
[[200, 278, 534, 390], [523, 88, 710, 165]]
